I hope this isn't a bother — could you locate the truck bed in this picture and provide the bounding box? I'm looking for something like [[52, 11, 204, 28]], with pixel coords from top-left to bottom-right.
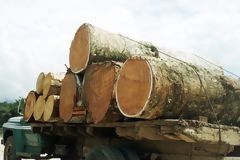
[[26, 119, 240, 158], [30, 119, 240, 146]]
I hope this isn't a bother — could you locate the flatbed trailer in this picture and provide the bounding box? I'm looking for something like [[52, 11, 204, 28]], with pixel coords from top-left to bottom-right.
[[20, 119, 240, 160]]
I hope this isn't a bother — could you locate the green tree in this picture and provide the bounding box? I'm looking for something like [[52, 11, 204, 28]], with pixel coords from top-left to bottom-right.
[[0, 97, 24, 125]]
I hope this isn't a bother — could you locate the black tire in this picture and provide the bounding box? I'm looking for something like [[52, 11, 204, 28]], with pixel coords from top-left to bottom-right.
[[4, 136, 21, 160], [86, 145, 125, 160], [120, 148, 140, 160], [61, 156, 77, 160]]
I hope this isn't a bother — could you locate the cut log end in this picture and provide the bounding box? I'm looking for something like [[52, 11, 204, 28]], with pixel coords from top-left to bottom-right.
[[44, 95, 59, 122], [70, 23, 90, 73], [36, 72, 45, 94], [24, 91, 37, 121], [43, 73, 54, 98], [43, 72, 64, 98], [116, 58, 152, 117], [59, 73, 77, 122], [33, 96, 45, 121], [83, 62, 116, 123]]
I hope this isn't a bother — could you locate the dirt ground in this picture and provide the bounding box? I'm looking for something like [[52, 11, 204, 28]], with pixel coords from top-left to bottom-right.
[[0, 132, 4, 159], [0, 144, 3, 159]]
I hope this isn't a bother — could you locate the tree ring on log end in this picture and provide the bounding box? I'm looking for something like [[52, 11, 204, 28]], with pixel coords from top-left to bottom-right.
[[43, 73, 52, 98], [36, 72, 45, 94], [24, 91, 37, 121], [59, 73, 77, 122], [116, 58, 152, 117], [44, 95, 59, 121], [70, 23, 90, 73], [83, 62, 116, 123], [33, 96, 45, 121]]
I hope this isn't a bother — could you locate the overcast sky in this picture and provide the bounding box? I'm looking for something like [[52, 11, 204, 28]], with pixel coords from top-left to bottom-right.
[[0, 0, 240, 101]]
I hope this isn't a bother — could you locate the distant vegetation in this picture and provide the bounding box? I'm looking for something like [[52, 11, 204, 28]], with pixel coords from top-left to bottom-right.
[[0, 98, 24, 125]]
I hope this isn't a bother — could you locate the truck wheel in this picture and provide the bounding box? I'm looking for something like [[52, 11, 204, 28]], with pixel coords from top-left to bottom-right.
[[4, 136, 21, 160], [86, 145, 125, 160], [61, 156, 78, 160], [120, 148, 140, 160]]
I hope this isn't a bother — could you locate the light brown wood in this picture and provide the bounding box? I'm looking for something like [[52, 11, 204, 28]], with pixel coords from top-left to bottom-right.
[[43, 72, 65, 98], [24, 91, 38, 121], [83, 62, 123, 123], [36, 72, 46, 94], [116, 56, 240, 125], [116, 58, 152, 117], [43, 95, 60, 122], [69, 23, 159, 73], [33, 96, 45, 121], [59, 73, 83, 122]]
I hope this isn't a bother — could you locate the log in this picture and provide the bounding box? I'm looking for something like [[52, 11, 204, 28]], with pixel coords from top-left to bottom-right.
[[82, 62, 123, 123], [24, 91, 38, 121], [59, 73, 84, 122], [36, 72, 46, 94], [43, 72, 65, 98], [33, 96, 45, 121], [69, 23, 159, 73], [158, 48, 224, 75], [116, 56, 240, 125], [43, 95, 60, 122], [69, 108, 86, 123]]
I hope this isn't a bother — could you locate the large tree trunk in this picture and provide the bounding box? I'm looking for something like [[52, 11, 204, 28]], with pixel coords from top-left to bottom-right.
[[36, 72, 46, 94], [24, 91, 39, 122], [157, 48, 224, 75], [59, 73, 85, 122], [69, 23, 159, 73], [33, 96, 45, 121], [43, 95, 60, 122], [116, 56, 240, 125], [83, 61, 123, 123], [43, 72, 65, 98]]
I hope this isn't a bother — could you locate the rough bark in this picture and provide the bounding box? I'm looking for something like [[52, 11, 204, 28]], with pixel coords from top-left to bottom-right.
[[43, 72, 65, 98], [69, 23, 159, 73], [36, 72, 46, 94], [24, 91, 39, 121], [33, 96, 45, 121], [82, 61, 123, 123], [116, 56, 240, 125], [43, 95, 60, 122], [157, 48, 224, 75], [59, 73, 84, 122]]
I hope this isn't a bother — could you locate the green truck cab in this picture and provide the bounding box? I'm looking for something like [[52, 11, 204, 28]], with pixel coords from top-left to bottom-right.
[[1, 116, 53, 160]]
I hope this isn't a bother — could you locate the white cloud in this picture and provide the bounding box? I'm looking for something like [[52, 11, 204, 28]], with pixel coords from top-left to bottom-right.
[[0, 0, 240, 101]]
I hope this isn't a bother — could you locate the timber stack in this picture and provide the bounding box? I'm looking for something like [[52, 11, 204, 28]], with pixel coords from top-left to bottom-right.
[[23, 23, 240, 126]]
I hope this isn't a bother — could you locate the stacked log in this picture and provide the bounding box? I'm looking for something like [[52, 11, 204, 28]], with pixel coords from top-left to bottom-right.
[[24, 91, 38, 121], [59, 73, 85, 122], [43, 95, 60, 122], [22, 23, 240, 126], [116, 56, 240, 125], [36, 72, 46, 94], [42, 72, 65, 98], [69, 23, 159, 73], [157, 48, 224, 75], [24, 72, 65, 122], [82, 62, 123, 123], [33, 96, 45, 121]]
